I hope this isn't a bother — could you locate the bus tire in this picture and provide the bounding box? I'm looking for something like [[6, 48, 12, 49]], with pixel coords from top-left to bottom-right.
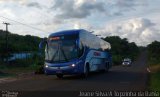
[[82, 64, 90, 78], [56, 74, 63, 79], [105, 62, 109, 72]]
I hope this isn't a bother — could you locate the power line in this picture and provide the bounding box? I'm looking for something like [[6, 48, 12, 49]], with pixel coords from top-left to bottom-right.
[[0, 15, 47, 32]]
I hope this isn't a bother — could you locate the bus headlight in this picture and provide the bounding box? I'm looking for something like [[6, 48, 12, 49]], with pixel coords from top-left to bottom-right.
[[71, 64, 75, 67], [45, 64, 49, 68]]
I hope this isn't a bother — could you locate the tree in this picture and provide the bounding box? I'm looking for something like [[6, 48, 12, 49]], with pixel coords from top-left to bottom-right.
[[0, 30, 42, 62], [147, 41, 160, 65], [103, 36, 139, 65]]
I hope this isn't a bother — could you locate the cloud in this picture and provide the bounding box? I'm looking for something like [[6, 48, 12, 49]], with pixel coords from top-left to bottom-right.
[[26, 2, 42, 9], [0, 0, 160, 46], [110, 0, 147, 16], [52, 0, 105, 19], [116, 0, 136, 9], [0, 0, 65, 34], [51, 0, 148, 19], [73, 21, 92, 30], [99, 18, 160, 46]]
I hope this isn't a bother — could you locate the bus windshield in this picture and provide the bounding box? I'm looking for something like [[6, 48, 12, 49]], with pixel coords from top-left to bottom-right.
[[45, 40, 78, 63]]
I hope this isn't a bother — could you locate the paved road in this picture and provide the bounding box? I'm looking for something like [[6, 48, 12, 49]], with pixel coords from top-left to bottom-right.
[[0, 51, 148, 96]]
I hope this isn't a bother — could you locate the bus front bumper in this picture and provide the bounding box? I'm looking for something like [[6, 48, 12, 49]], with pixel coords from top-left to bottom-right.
[[44, 64, 82, 75]]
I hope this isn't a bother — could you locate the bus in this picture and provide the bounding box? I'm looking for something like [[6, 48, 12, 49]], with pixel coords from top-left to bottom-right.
[[39, 29, 112, 78]]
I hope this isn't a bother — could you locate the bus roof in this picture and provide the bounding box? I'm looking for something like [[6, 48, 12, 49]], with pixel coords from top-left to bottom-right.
[[49, 29, 85, 37], [48, 29, 111, 50]]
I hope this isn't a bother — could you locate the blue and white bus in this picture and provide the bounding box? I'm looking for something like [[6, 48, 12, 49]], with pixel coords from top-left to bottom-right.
[[40, 29, 112, 78]]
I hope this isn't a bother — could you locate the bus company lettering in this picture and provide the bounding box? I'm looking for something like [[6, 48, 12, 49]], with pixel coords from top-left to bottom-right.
[[50, 37, 60, 40], [94, 52, 101, 56]]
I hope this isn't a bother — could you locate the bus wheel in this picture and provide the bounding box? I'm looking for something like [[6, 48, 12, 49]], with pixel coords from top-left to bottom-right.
[[105, 62, 109, 72], [83, 64, 89, 78], [56, 74, 63, 79]]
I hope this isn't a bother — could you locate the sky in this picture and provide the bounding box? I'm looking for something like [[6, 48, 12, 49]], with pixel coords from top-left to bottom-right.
[[0, 0, 160, 46]]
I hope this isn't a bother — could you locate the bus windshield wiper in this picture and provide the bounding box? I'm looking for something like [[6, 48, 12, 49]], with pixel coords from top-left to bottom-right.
[[51, 49, 59, 62], [60, 47, 69, 62]]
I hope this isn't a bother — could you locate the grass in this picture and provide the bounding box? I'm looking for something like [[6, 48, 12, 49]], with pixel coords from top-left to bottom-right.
[[0, 64, 42, 74], [150, 71, 160, 91], [0, 57, 44, 78], [149, 64, 160, 91], [0, 73, 16, 78]]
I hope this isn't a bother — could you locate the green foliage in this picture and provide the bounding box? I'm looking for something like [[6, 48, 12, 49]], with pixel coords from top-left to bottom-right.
[[103, 36, 139, 65], [0, 73, 16, 78], [150, 72, 160, 91], [112, 55, 123, 65], [0, 30, 42, 53], [8, 34, 41, 52], [0, 30, 42, 62], [0, 30, 44, 73], [0, 55, 44, 72], [147, 41, 160, 65]]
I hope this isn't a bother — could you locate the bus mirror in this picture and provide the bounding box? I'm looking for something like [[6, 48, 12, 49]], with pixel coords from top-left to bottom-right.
[[39, 38, 47, 50]]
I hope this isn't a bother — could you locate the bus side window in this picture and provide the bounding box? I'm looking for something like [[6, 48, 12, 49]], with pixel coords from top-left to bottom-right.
[[78, 42, 84, 58]]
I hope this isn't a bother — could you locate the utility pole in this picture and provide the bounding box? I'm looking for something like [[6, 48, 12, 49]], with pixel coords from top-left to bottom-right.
[[3, 22, 10, 63]]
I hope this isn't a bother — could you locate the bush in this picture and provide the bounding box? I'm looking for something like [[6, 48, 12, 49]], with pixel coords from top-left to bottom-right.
[[112, 55, 123, 65], [147, 41, 160, 65], [104, 36, 139, 65]]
